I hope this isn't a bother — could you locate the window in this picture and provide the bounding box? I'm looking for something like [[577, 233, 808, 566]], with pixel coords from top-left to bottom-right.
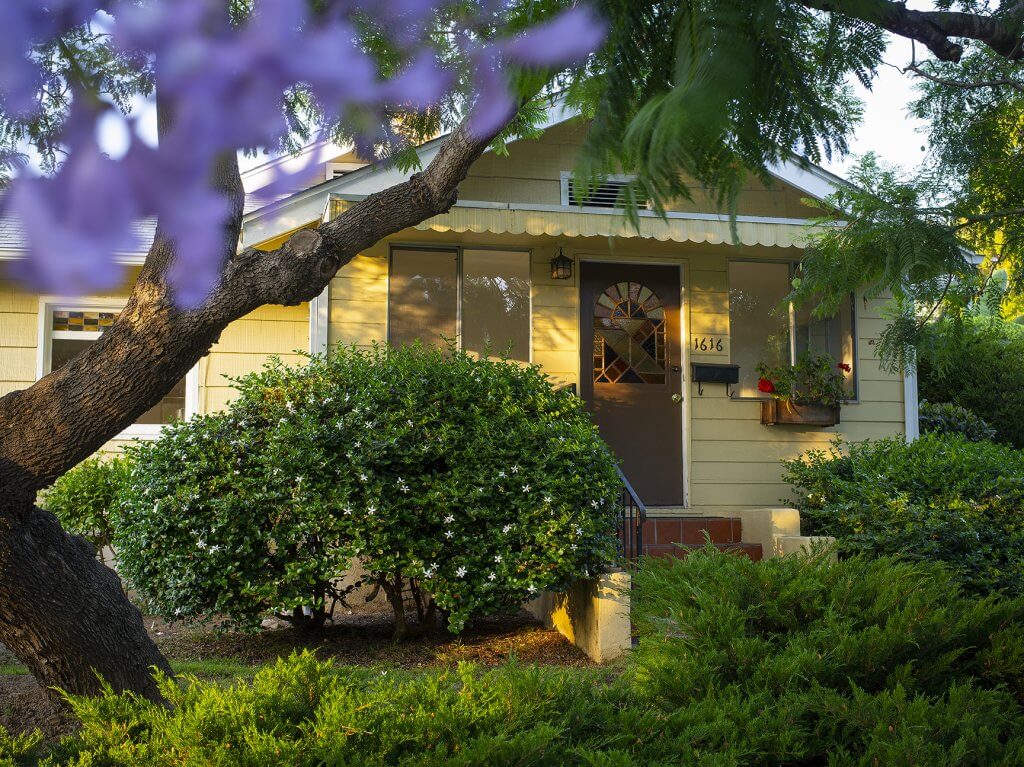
[[41, 303, 194, 436], [388, 247, 531, 361], [728, 262, 856, 398], [593, 282, 666, 384]]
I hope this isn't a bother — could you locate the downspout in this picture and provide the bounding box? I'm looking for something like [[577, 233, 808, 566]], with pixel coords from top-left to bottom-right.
[[903, 361, 920, 442]]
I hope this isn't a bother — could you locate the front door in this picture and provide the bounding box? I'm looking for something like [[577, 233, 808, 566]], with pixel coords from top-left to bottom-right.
[[580, 262, 684, 506]]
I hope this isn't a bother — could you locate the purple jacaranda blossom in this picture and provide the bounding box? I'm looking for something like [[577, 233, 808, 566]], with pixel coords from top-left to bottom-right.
[[502, 6, 607, 67], [2, 0, 606, 308]]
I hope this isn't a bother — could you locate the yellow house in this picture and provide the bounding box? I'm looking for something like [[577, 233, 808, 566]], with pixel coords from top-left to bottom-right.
[[0, 103, 916, 557]]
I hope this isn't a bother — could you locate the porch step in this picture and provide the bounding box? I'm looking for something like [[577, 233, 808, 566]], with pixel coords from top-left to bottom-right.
[[641, 516, 743, 546], [643, 542, 764, 562], [637, 515, 762, 562]]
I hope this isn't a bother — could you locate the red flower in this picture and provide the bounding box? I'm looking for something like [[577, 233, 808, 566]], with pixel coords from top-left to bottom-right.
[[757, 378, 775, 394], [837, 362, 852, 373]]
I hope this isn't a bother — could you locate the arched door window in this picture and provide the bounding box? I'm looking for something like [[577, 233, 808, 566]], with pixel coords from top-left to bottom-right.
[[593, 281, 666, 384]]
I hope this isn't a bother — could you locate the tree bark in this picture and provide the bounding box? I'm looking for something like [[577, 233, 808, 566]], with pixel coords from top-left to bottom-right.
[[0, 113, 509, 698], [0, 506, 171, 701]]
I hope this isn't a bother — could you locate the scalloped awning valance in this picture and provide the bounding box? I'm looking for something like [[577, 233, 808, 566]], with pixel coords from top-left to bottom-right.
[[330, 198, 815, 248]]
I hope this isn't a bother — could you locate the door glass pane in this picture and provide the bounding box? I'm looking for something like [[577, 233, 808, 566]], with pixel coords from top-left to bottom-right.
[[51, 332, 186, 425], [388, 248, 458, 349], [461, 249, 531, 362], [594, 282, 666, 384], [794, 293, 856, 397], [728, 262, 792, 397]]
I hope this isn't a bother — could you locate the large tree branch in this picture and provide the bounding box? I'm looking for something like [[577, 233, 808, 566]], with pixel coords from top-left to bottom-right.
[[0, 116, 504, 510], [802, 0, 1024, 62]]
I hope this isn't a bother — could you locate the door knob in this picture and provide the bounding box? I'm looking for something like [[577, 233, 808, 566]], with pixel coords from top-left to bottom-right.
[[671, 394, 683, 404]]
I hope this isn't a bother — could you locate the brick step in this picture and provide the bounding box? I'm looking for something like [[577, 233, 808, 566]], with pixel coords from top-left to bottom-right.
[[642, 516, 743, 546], [643, 542, 764, 562]]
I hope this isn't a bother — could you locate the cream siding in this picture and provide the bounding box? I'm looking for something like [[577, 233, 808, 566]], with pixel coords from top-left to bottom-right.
[[0, 274, 309, 454]]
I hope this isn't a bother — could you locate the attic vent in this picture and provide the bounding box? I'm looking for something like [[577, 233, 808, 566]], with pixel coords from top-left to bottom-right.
[[566, 177, 630, 208], [325, 162, 366, 181]]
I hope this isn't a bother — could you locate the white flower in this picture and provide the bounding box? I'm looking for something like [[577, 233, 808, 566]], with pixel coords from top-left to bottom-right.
[[522, 484, 531, 493], [527, 586, 537, 595], [354, 441, 362, 448], [359, 472, 368, 482], [443, 514, 455, 524], [407, 419, 414, 427], [543, 495, 553, 504], [295, 476, 303, 484], [445, 530, 454, 539], [397, 478, 409, 492], [488, 572, 497, 581], [590, 500, 599, 508], [209, 544, 221, 553], [286, 402, 295, 412], [343, 507, 352, 515], [570, 544, 578, 551], [498, 470, 506, 478], [510, 465, 520, 474], [502, 524, 512, 533], [367, 505, 376, 515], [574, 526, 583, 536], [456, 566, 467, 578], [494, 554, 503, 563]]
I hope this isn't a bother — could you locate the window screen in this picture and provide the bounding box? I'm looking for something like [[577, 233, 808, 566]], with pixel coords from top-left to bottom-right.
[[794, 293, 857, 397], [461, 249, 530, 361], [728, 261, 792, 397], [388, 248, 458, 349]]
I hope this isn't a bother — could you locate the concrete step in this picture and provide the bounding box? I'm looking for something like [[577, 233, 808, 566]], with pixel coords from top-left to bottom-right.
[[642, 515, 742, 546], [642, 542, 763, 562]]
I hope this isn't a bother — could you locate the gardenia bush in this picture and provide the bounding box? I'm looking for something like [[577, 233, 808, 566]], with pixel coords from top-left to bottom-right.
[[41, 455, 130, 565], [11, 549, 1024, 765], [116, 343, 621, 636], [783, 433, 1024, 595]]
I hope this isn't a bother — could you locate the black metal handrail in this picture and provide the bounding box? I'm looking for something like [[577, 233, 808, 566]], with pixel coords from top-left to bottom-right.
[[556, 382, 645, 562], [615, 465, 646, 563]]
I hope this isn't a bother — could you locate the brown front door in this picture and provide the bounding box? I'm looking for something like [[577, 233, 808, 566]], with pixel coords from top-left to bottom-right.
[[580, 262, 684, 506]]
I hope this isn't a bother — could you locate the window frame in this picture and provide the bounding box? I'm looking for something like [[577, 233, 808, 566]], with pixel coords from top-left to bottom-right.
[[386, 244, 533, 363], [726, 259, 859, 403], [36, 297, 200, 440]]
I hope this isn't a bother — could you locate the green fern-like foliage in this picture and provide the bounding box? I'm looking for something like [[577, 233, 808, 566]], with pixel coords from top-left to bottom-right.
[[564, 0, 884, 220]]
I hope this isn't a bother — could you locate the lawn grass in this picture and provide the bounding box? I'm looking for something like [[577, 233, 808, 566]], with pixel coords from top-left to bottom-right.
[[0, 659, 254, 681]]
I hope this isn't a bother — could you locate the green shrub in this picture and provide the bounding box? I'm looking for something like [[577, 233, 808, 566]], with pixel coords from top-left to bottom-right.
[[919, 316, 1024, 447], [116, 343, 620, 636], [782, 434, 1024, 595], [919, 399, 997, 442], [40, 455, 130, 564], [20, 550, 1024, 766]]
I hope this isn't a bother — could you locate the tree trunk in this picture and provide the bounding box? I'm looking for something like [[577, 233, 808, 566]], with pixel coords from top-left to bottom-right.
[[382, 577, 408, 642], [0, 505, 171, 701], [0, 113, 508, 698]]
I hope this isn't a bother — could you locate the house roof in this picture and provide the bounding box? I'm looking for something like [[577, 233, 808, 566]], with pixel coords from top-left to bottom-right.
[[240, 98, 852, 248], [0, 100, 876, 261]]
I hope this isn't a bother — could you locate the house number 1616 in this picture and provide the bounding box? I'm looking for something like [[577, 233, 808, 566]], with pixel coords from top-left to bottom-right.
[[692, 336, 724, 352]]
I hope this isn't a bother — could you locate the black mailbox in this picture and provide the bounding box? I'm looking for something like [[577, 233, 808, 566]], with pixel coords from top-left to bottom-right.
[[691, 363, 740, 396]]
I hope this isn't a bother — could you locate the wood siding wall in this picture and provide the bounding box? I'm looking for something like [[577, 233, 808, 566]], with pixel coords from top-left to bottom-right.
[[0, 276, 309, 455]]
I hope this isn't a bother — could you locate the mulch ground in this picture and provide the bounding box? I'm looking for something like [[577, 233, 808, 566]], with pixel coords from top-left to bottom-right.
[[0, 609, 589, 743]]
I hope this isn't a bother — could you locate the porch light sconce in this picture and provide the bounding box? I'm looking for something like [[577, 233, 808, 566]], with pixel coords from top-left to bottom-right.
[[550, 247, 573, 280]]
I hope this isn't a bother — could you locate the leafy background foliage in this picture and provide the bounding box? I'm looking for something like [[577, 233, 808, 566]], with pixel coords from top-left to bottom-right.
[[918, 399, 997, 443], [40, 455, 130, 565], [12, 549, 1024, 765], [116, 344, 620, 636], [918, 316, 1024, 448], [783, 433, 1024, 596]]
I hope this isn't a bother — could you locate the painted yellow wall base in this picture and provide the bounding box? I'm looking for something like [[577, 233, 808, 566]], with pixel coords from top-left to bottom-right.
[[526, 568, 632, 663]]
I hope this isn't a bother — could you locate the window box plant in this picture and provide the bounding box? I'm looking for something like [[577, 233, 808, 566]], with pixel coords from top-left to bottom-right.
[[756, 353, 849, 426]]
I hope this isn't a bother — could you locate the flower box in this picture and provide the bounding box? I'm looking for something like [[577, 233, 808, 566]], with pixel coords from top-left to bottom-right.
[[760, 399, 840, 427]]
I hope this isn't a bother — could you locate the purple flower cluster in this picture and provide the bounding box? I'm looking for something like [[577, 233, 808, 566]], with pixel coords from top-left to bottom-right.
[[1, 1, 604, 308]]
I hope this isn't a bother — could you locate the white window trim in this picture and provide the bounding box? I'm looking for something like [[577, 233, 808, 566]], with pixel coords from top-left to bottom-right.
[[36, 297, 200, 440]]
